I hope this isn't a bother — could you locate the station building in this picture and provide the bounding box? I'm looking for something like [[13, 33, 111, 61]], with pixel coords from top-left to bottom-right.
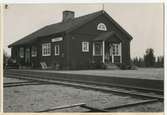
[[8, 10, 133, 70]]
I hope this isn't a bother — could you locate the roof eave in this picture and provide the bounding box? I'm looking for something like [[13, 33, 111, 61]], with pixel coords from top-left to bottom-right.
[[8, 31, 66, 48], [103, 11, 133, 41]]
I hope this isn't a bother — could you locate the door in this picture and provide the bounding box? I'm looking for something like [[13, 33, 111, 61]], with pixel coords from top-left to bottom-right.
[[25, 48, 31, 65], [104, 43, 113, 63], [109, 43, 122, 63]]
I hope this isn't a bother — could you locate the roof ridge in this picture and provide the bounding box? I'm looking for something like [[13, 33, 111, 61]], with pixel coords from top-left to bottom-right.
[[45, 10, 103, 27]]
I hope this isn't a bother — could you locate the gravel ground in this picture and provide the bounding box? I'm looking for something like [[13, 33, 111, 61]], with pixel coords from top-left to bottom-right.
[[16, 68, 164, 80], [4, 77, 28, 83], [4, 77, 163, 112]]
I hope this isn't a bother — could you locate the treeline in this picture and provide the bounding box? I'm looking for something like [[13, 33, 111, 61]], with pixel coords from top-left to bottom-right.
[[132, 48, 164, 68]]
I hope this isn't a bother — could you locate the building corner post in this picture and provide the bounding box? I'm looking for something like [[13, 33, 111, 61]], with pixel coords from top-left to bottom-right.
[[102, 41, 105, 63]]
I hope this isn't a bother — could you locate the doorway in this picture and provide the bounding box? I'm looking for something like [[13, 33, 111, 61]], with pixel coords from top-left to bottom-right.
[[105, 42, 122, 64], [25, 48, 31, 65]]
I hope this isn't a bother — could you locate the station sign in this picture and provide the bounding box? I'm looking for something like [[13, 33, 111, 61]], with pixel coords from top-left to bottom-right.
[[51, 37, 63, 42]]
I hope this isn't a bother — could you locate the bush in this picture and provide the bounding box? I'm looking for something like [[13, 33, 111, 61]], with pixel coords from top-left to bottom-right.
[[52, 63, 61, 70], [89, 61, 106, 69], [116, 63, 132, 70]]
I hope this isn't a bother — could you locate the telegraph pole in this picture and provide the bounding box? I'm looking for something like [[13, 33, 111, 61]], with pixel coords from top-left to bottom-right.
[[102, 4, 104, 11]]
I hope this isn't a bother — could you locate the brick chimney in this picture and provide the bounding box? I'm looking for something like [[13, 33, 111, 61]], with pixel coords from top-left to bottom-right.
[[63, 10, 75, 22]]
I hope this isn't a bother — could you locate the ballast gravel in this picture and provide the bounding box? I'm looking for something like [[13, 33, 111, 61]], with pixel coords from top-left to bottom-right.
[[4, 77, 163, 112]]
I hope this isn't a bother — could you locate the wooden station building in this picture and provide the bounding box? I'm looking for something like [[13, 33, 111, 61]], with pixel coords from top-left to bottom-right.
[[8, 10, 133, 70]]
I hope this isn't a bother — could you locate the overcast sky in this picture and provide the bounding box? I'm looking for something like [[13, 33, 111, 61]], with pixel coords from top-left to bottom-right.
[[3, 3, 164, 58]]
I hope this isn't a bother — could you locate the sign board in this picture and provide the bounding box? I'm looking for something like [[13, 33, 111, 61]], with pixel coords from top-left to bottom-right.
[[52, 37, 63, 42]]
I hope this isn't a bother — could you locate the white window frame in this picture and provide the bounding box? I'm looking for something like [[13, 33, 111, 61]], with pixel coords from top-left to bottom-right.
[[82, 41, 89, 52], [97, 23, 107, 31], [55, 44, 60, 56], [111, 43, 122, 63], [112, 43, 121, 56], [42, 43, 51, 56], [31, 46, 37, 57], [19, 47, 24, 58]]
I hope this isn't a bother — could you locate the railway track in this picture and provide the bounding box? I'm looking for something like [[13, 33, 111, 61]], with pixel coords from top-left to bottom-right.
[[4, 71, 164, 112]]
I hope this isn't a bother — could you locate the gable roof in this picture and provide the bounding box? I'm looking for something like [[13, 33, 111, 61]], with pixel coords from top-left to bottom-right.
[[8, 10, 133, 48]]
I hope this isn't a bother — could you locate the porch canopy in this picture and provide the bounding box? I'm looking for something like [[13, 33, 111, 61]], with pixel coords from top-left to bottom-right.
[[94, 31, 115, 41], [93, 31, 123, 42]]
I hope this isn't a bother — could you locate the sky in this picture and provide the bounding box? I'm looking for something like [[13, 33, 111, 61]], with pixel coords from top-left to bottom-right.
[[3, 3, 164, 58]]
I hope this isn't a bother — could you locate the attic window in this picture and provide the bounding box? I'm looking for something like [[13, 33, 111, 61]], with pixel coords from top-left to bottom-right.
[[97, 23, 107, 31]]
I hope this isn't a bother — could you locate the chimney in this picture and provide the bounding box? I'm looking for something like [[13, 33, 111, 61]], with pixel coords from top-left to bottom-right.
[[63, 10, 75, 22]]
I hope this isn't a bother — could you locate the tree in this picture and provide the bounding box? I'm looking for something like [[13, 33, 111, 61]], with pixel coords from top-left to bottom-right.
[[158, 56, 164, 67], [132, 57, 138, 66], [144, 48, 155, 67], [3, 50, 8, 69]]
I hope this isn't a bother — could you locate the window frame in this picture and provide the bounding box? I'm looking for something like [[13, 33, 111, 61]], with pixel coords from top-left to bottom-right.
[[55, 44, 60, 56], [42, 43, 51, 56], [31, 46, 37, 57], [93, 42, 103, 56], [82, 41, 89, 52], [97, 23, 107, 31], [112, 43, 121, 56]]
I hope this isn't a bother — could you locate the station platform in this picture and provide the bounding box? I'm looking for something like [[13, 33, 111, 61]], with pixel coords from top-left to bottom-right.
[[15, 68, 164, 80], [5, 68, 164, 90]]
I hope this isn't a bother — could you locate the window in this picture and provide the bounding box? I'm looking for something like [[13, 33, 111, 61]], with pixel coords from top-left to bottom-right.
[[93, 42, 103, 56], [112, 44, 120, 56], [97, 23, 107, 31], [42, 43, 51, 56], [31, 46, 37, 57], [55, 45, 60, 56], [19, 47, 24, 58], [82, 42, 89, 52]]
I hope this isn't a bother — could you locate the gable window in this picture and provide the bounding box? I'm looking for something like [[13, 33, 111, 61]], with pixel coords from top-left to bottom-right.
[[55, 45, 60, 56], [42, 43, 51, 56], [31, 46, 37, 57], [19, 47, 24, 58], [93, 42, 103, 56], [97, 23, 107, 31], [82, 41, 89, 52]]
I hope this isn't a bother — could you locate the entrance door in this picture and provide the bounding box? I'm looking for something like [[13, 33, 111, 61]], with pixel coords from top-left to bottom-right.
[[104, 43, 113, 63], [25, 48, 31, 65], [109, 43, 122, 63]]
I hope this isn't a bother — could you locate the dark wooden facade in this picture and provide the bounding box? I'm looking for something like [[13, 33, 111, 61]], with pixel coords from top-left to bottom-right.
[[9, 10, 133, 70]]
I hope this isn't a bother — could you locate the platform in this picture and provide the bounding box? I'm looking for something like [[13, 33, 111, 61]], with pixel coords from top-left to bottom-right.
[[15, 68, 164, 80], [6, 68, 164, 90]]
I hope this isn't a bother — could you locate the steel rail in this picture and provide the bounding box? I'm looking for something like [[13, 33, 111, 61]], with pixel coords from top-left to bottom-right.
[[4, 82, 49, 88], [37, 103, 86, 112], [86, 99, 159, 112], [104, 99, 158, 111]]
